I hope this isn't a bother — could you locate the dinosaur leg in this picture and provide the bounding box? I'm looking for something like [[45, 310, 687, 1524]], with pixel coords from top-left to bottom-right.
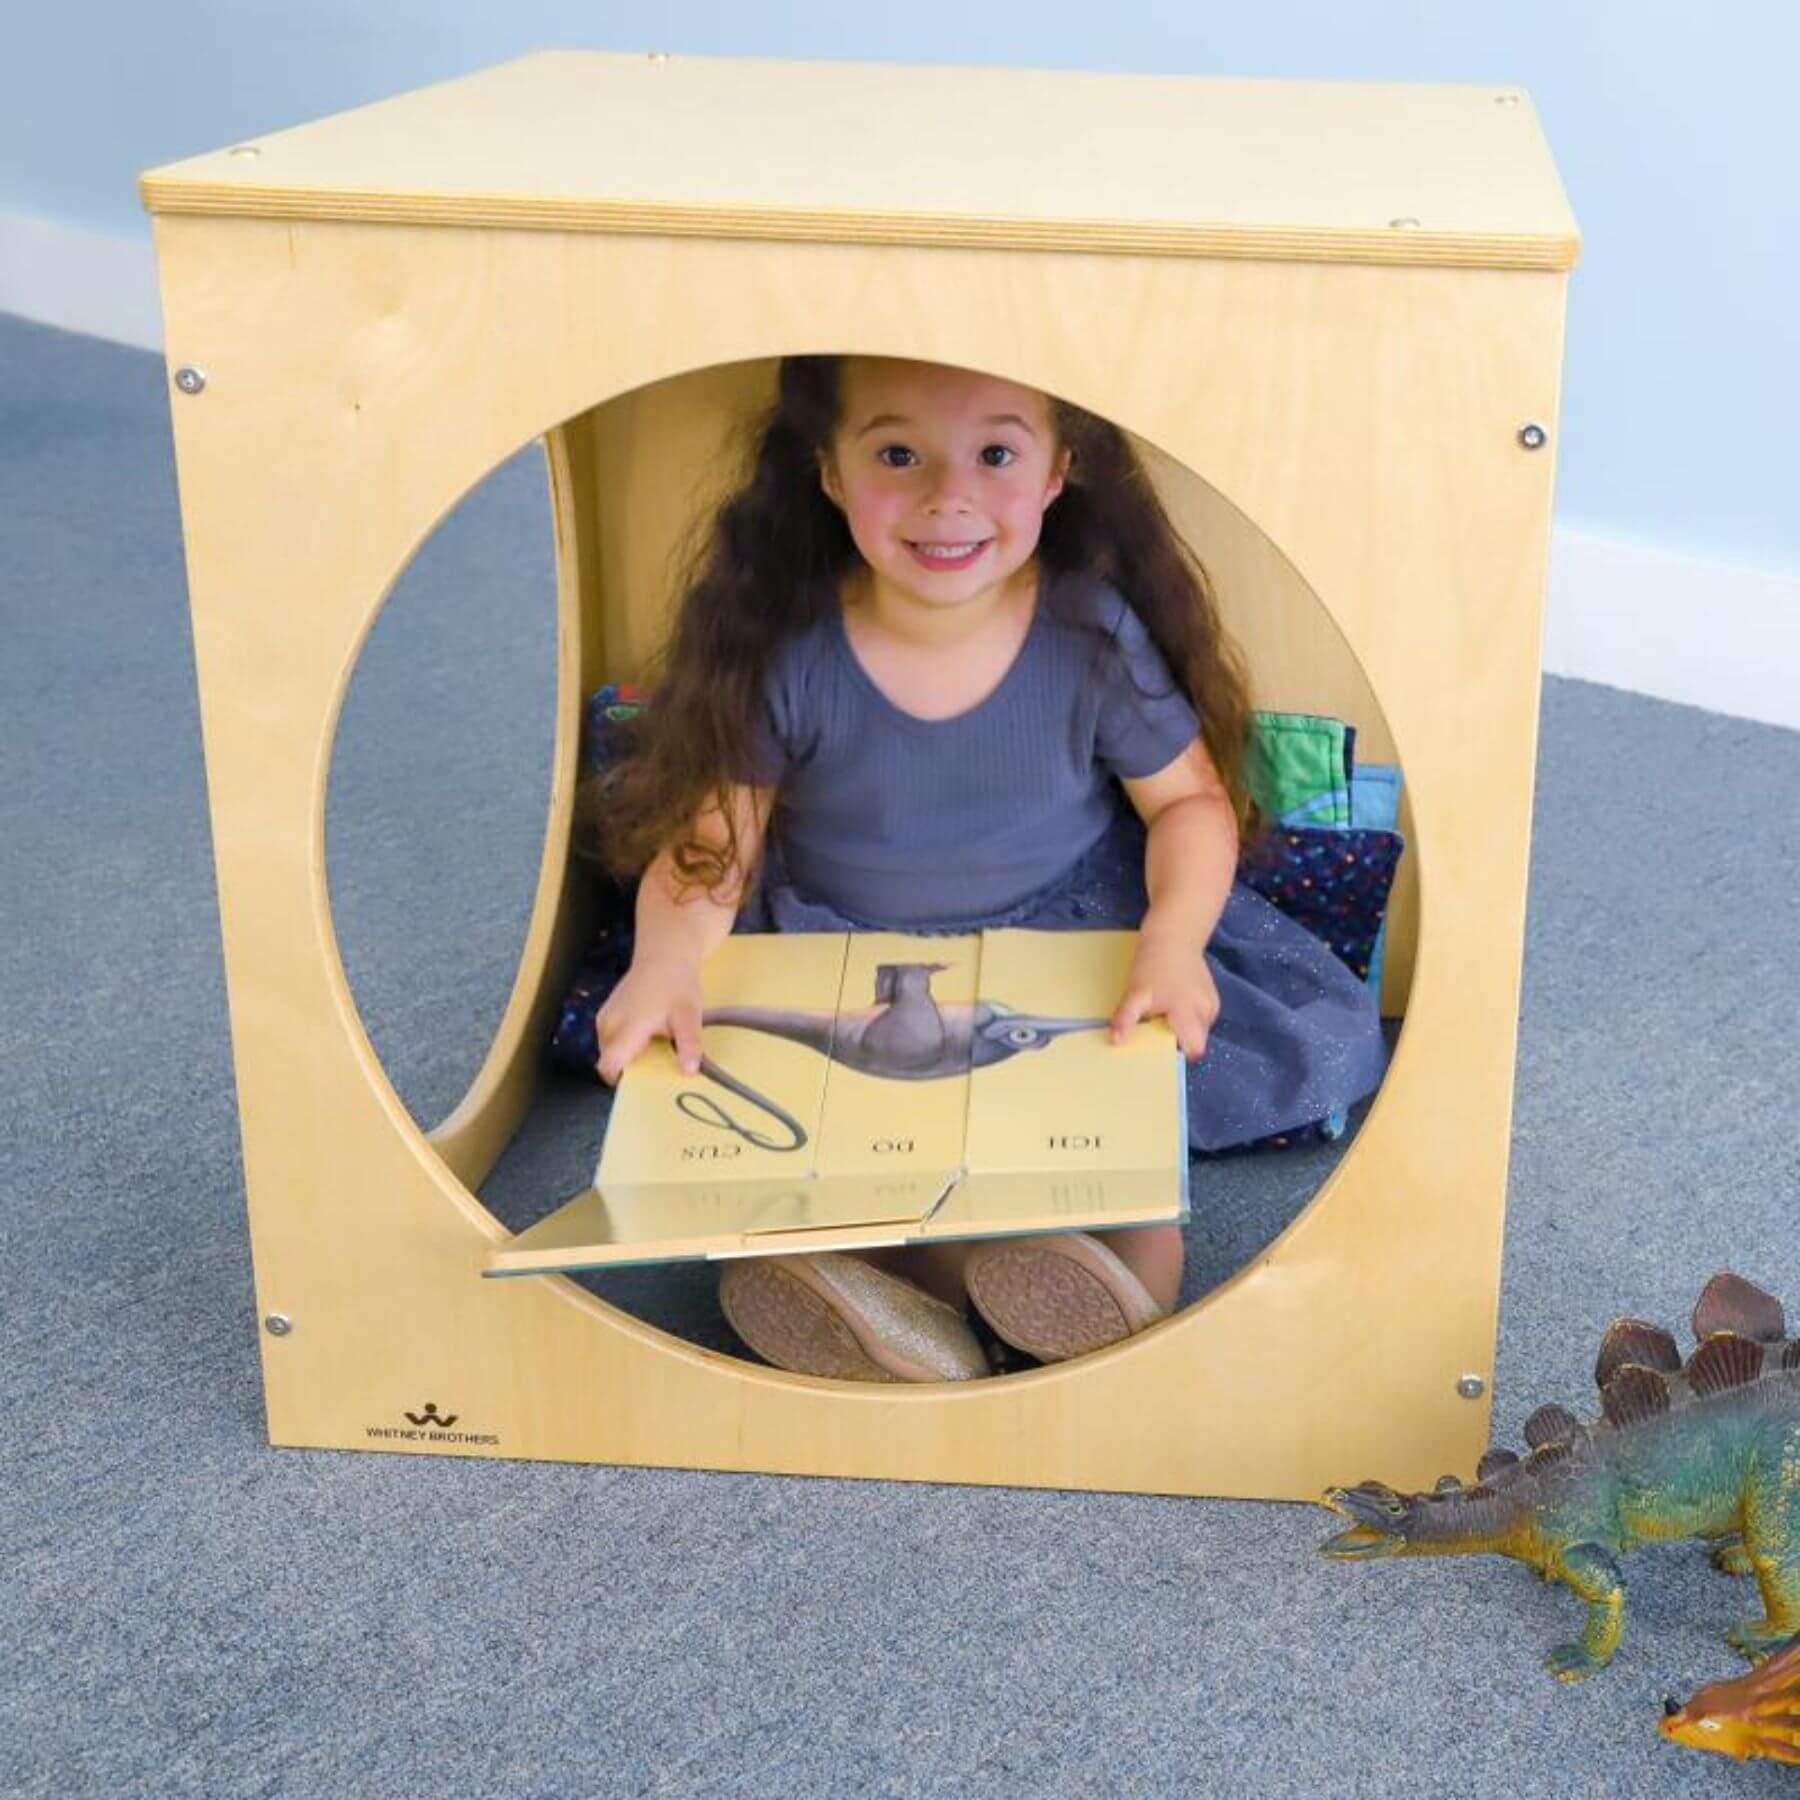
[[1706, 1530, 1754, 1576], [1546, 1543, 1626, 1682], [1728, 1470, 1800, 1662]]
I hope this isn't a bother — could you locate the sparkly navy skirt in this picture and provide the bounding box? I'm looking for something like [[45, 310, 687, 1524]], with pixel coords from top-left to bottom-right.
[[554, 798, 1389, 1155]]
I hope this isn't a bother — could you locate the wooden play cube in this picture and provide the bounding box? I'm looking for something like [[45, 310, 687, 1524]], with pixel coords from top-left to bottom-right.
[[139, 50, 1578, 1497]]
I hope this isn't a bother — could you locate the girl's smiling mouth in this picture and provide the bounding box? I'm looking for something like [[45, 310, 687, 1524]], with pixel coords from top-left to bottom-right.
[[904, 538, 992, 570]]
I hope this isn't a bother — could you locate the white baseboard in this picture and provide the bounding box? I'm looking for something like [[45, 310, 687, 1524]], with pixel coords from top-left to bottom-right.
[[0, 208, 163, 352], [5, 206, 1795, 732], [1545, 528, 1800, 733]]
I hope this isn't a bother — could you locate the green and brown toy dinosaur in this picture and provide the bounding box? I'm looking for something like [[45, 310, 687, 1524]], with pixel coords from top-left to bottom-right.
[[1318, 1273, 1800, 1683]]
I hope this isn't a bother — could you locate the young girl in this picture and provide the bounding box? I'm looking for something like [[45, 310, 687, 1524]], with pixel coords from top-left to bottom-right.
[[573, 355, 1387, 1383]]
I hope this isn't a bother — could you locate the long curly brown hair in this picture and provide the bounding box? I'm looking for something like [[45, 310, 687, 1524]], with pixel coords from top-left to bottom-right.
[[582, 355, 1258, 896]]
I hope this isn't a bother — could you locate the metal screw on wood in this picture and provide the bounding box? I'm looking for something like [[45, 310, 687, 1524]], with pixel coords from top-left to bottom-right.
[[264, 1313, 293, 1337], [1457, 1374, 1486, 1399], [1517, 422, 1548, 450], [174, 366, 207, 396]]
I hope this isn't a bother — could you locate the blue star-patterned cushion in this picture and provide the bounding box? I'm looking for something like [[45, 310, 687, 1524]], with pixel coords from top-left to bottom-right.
[[1237, 826, 1406, 986]]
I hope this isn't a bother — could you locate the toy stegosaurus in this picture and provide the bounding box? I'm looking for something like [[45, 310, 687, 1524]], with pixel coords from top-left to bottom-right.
[[1318, 1273, 1800, 1682]]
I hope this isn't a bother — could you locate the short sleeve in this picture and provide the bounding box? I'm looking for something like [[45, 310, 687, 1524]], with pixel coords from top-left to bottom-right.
[[734, 632, 811, 787], [1093, 596, 1202, 778], [738, 689, 788, 786]]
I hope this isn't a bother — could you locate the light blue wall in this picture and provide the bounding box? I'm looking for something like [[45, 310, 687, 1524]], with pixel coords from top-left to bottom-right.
[[8, 1, 1798, 575]]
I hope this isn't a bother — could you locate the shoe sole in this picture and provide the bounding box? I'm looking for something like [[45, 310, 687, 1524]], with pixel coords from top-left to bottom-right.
[[719, 1254, 988, 1383], [963, 1234, 1164, 1363]]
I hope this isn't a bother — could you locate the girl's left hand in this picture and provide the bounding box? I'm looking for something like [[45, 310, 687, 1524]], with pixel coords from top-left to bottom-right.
[[1110, 926, 1219, 1062]]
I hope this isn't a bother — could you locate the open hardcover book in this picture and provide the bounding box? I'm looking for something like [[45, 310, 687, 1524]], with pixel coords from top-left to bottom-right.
[[485, 928, 1188, 1275]]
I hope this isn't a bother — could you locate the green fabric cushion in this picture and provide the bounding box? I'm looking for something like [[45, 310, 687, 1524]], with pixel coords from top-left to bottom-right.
[[1246, 710, 1353, 826]]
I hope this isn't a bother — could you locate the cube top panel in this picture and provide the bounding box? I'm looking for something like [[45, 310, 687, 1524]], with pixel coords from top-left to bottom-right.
[[140, 50, 1579, 270]]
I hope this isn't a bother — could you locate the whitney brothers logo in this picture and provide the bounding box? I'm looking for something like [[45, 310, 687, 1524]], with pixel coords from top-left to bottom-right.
[[366, 1401, 500, 1448]]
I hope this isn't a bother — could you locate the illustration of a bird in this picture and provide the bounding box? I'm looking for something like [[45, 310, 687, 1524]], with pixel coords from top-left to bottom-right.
[[678, 960, 1110, 1150]]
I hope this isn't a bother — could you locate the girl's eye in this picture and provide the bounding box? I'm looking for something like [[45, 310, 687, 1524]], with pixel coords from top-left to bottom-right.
[[873, 444, 1018, 469]]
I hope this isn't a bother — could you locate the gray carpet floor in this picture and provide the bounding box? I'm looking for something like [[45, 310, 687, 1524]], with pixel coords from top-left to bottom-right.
[[4, 308, 1797, 1797]]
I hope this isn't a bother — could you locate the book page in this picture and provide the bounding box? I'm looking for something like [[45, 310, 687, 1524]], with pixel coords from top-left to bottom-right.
[[488, 925, 1186, 1276], [594, 932, 849, 1187], [942, 927, 1188, 1239], [809, 932, 978, 1177], [962, 929, 1173, 1172]]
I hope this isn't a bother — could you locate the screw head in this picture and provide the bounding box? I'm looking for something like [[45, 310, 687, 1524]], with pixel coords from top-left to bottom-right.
[[227, 144, 262, 158], [264, 1313, 293, 1337], [1517, 422, 1548, 451], [1457, 1374, 1486, 1399], [174, 366, 207, 396], [1388, 216, 1422, 230]]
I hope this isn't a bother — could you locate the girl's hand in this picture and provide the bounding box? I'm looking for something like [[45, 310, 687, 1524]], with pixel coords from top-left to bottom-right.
[[1110, 925, 1219, 1062], [595, 952, 706, 1086]]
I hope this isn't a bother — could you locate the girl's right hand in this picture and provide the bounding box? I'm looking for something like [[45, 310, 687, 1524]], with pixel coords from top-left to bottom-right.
[[594, 953, 705, 1086]]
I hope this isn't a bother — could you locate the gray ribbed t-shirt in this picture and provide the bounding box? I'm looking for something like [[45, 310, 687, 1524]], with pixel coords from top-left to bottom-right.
[[746, 568, 1201, 926]]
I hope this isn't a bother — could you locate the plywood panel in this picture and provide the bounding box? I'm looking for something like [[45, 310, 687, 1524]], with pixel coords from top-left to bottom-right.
[[149, 206, 1564, 1499], [140, 52, 1579, 270]]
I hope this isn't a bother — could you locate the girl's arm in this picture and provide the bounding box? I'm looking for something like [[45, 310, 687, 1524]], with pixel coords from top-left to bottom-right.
[[596, 783, 774, 1082], [1112, 737, 1238, 1057]]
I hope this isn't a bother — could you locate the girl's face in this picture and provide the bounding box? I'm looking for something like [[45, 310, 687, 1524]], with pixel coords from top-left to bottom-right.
[[819, 359, 1071, 615]]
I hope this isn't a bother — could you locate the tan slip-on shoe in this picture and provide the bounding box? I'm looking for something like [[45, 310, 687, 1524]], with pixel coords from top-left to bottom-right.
[[718, 1252, 990, 1383], [962, 1232, 1166, 1363]]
